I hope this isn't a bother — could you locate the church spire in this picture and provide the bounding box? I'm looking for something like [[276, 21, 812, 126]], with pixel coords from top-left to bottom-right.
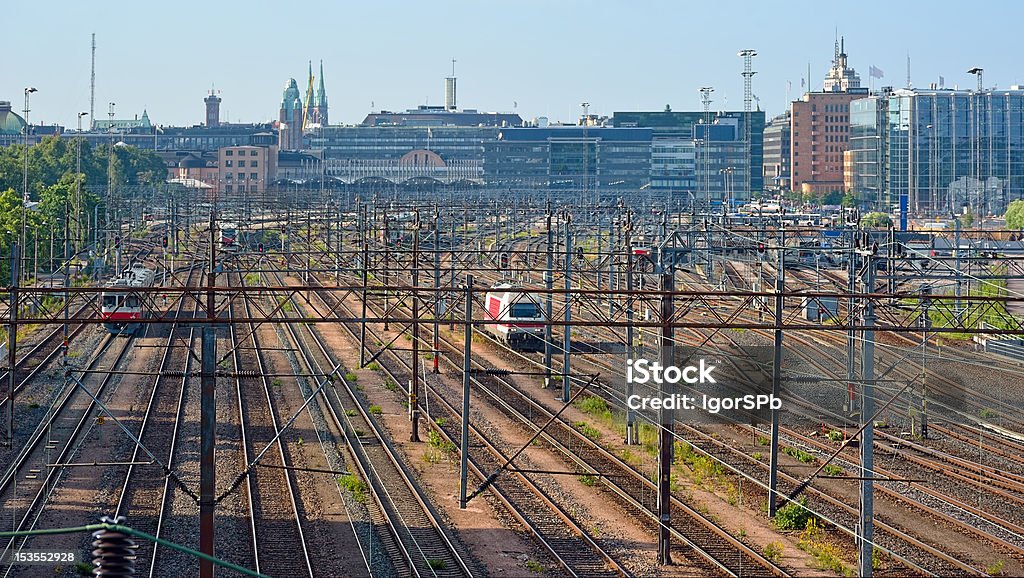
[[316, 60, 328, 125]]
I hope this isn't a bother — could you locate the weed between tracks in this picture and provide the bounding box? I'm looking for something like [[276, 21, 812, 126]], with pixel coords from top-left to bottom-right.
[[423, 429, 457, 465], [798, 519, 853, 576], [763, 541, 784, 562], [773, 497, 816, 531], [782, 446, 816, 463], [525, 559, 544, 573], [337, 474, 368, 503]]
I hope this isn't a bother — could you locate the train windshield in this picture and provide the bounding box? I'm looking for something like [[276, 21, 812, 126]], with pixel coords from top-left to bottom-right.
[[510, 302, 541, 318], [102, 295, 118, 308]]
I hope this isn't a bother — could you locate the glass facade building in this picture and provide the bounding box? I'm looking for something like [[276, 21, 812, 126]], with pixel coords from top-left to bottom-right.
[[614, 110, 765, 204], [483, 127, 652, 191], [849, 88, 1024, 216]]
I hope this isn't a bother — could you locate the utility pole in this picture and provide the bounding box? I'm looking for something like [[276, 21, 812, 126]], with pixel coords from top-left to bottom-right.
[[459, 275, 473, 509], [433, 209, 441, 374], [359, 202, 368, 367], [657, 271, 674, 565], [767, 227, 784, 517], [562, 212, 572, 403], [624, 211, 637, 444], [544, 204, 553, 388], [199, 212, 217, 578], [858, 246, 877, 578], [5, 245, 19, 446], [918, 287, 930, 438], [410, 212, 421, 442]]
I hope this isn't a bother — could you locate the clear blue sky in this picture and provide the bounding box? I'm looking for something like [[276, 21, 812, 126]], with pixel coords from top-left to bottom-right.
[[5, 0, 1023, 128]]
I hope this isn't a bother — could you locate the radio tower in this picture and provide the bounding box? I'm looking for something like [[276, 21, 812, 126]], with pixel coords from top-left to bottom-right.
[[699, 87, 714, 206], [739, 49, 757, 201], [90, 33, 96, 127]]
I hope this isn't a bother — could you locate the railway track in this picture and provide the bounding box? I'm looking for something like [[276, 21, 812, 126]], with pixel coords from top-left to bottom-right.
[[307, 267, 788, 577], [230, 272, 315, 577], [266, 268, 477, 577], [0, 332, 133, 577]]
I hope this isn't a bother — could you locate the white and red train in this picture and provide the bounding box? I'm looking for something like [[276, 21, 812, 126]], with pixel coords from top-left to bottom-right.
[[101, 264, 156, 335], [483, 283, 545, 351], [220, 223, 240, 252]]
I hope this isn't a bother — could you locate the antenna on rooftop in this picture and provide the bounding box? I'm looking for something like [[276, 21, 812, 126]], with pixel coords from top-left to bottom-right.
[[90, 33, 96, 127]]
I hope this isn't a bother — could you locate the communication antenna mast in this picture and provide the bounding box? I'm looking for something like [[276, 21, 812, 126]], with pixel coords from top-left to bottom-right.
[[699, 87, 714, 207], [90, 33, 96, 126], [739, 49, 757, 201]]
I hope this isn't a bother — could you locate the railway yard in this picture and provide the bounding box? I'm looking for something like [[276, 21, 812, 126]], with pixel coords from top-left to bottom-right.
[[3, 189, 1024, 578]]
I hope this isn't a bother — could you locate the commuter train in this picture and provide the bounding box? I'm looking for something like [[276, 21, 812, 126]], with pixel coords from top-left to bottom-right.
[[221, 223, 240, 252], [483, 283, 545, 351], [101, 264, 156, 335]]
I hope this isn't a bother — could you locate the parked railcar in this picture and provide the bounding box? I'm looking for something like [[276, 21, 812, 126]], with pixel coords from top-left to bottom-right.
[[483, 283, 545, 351], [100, 264, 155, 335]]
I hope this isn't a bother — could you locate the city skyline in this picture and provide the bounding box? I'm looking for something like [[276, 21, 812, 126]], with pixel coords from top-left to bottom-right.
[[4, 0, 1024, 128]]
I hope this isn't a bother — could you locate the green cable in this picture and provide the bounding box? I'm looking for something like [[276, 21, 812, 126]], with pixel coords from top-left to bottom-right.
[[1, 522, 270, 578]]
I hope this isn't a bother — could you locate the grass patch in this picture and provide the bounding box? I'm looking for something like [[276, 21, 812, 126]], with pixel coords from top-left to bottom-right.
[[578, 474, 598, 487], [574, 421, 603, 441], [428, 429, 457, 458], [383, 379, 398, 392], [337, 474, 368, 503], [987, 559, 1005, 576], [426, 559, 447, 571], [763, 541, 784, 562], [826, 429, 844, 442], [434, 417, 448, 427], [782, 446, 816, 463], [756, 435, 770, 446], [752, 452, 764, 460], [798, 519, 852, 576], [366, 362, 381, 371], [368, 405, 383, 416], [74, 561, 94, 576], [271, 378, 283, 388], [774, 497, 816, 531], [823, 464, 844, 476], [344, 371, 358, 382], [345, 409, 358, 417], [525, 560, 544, 573], [676, 441, 724, 486], [979, 408, 998, 419], [575, 395, 611, 418]]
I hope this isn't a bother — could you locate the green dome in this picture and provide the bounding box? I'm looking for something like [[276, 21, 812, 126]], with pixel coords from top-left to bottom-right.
[[0, 101, 27, 134]]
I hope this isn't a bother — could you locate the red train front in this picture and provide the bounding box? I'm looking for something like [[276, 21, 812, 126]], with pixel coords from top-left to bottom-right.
[[101, 264, 155, 335]]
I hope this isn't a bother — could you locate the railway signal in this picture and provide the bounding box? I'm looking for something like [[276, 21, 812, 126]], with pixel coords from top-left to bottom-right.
[[499, 252, 509, 270], [114, 236, 121, 249], [257, 242, 264, 253], [162, 236, 169, 248]]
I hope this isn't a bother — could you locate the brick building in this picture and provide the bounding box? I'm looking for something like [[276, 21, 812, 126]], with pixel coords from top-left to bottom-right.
[[789, 39, 868, 196]]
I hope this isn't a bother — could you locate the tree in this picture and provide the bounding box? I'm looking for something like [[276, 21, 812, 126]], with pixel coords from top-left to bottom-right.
[[861, 212, 892, 228], [1005, 200, 1024, 230], [958, 208, 975, 229], [840, 192, 857, 208]]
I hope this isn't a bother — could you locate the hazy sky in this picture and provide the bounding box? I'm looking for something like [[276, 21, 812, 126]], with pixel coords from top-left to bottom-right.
[[5, 1, 1023, 128]]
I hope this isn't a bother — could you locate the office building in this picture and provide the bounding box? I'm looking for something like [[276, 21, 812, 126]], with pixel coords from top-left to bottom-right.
[[849, 87, 1024, 216], [763, 112, 791, 192], [789, 39, 868, 196]]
